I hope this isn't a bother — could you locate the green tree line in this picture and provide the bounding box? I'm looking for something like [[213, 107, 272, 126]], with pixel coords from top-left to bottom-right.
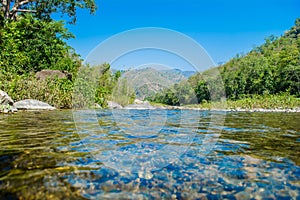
[[0, 1, 123, 108], [150, 18, 300, 106]]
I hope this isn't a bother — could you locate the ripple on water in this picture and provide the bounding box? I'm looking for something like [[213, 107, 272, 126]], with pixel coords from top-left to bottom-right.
[[0, 110, 299, 199]]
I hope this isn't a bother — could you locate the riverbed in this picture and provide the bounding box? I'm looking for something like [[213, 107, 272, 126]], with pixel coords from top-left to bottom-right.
[[0, 109, 299, 199]]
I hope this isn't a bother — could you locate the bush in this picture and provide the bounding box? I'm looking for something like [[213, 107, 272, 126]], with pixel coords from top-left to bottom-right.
[[0, 72, 73, 108]]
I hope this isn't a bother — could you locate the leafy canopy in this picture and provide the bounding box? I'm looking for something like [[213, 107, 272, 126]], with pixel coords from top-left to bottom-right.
[[0, 0, 96, 23], [151, 18, 300, 106]]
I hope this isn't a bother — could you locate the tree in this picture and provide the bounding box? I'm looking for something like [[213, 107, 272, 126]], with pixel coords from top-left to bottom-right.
[[0, 0, 96, 23], [0, 0, 97, 75], [149, 18, 300, 106], [285, 18, 300, 39], [0, 14, 80, 74]]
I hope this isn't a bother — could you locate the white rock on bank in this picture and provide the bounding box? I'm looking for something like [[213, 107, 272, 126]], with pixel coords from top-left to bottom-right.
[[14, 99, 56, 110], [107, 101, 123, 109]]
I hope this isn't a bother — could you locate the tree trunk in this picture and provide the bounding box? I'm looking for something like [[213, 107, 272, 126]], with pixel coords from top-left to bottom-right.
[[2, 0, 11, 19], [2, 0, 37, 20]]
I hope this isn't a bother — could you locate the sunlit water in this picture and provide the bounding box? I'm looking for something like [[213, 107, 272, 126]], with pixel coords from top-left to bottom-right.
[[0, 110, 299, 199]]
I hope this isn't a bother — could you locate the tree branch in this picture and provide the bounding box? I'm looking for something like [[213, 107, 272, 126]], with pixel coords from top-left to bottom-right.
[[10, 0, 36, 19], [14, 9, 37, 13], [17, 0, 33, 7], [11, 0, 33, 12], [1, 2, 4, 14], [1, 0, 11, 19]]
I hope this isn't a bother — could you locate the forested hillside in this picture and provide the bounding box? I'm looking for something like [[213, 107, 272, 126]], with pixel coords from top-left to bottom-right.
[[150, 18, 300, 106]]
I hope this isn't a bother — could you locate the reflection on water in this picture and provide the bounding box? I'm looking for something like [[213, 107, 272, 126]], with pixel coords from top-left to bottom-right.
[[0, 110, 299, 199]]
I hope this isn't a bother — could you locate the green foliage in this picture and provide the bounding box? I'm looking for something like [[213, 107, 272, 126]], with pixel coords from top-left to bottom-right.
[[73, 64, 124, 108], [0, 14, 83, 108], [0, 15, 122, 109], [121, 67, 189, 100], [149, 80, 197, 106], [0, 15, 121, 109], [0, 72, 73, 108], [221, 28, 300, 100], [72, 66, 97, 108], [95, 63, 116, 106], [111, 78, 136, 106], [194, 80, 210, 103], [193, 93, 300, 110], [151, 87, 180, 106], [285, 18, 300, 39], [0, 14, 80, 75], [1, 0, 96, 24], [1, 64, 123, 109], [0, 1, 117, 109], [225, 93, 300, 109], [152, 18, 300, 107]]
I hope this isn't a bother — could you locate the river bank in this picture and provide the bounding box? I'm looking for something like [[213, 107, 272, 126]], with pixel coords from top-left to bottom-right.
[[149, 104, 300, 112], [159, 106, 300, 113], [149, 94, 300, 113], [2, 88, 300, 113]]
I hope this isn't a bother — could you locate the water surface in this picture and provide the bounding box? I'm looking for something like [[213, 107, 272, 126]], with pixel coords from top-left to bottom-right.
[[0, 110, 299, 199]]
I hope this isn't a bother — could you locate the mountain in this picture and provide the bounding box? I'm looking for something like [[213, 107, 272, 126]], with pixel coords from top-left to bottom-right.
[[160, 68, 196, 79], [120, 67, 196, 100]]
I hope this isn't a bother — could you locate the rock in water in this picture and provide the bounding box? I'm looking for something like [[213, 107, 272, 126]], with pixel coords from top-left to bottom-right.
[[0, 90, 14, 105], [14, 99, 56, 110]]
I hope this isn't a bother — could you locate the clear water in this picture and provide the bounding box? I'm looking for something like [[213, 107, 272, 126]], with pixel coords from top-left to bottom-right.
[[0, 109, 299, 199]]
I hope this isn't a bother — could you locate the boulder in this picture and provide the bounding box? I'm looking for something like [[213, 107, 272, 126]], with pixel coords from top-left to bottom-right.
[[94, 103, 102, 108], [0, 90, 17, 113], [36, 70, 72, 81], [14, 99, 56, 110], [107, 101, 122, 109], [134, 99, 144, 104], [0, 90, 14, 105]]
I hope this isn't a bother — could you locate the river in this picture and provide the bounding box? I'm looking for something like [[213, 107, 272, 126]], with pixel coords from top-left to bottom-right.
[[0, 109, 299, 199]]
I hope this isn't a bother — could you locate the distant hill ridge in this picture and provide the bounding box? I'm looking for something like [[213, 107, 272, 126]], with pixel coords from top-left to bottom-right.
[[120, 67, 196, 99]]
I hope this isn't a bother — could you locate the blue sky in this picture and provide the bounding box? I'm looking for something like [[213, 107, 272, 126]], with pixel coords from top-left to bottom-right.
[[65, 0, 299, 69]]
